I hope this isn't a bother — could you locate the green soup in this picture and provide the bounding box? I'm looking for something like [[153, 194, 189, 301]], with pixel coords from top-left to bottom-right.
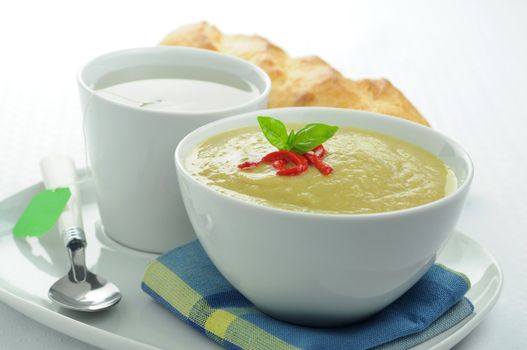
[[185, 126, 456, 214]]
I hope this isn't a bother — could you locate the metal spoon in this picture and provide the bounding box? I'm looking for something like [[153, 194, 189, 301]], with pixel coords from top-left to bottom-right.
[[41, 155, 121, 312]]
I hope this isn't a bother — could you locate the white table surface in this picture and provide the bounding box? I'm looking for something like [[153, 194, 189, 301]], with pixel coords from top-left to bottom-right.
[[1, 0, 526, 349]]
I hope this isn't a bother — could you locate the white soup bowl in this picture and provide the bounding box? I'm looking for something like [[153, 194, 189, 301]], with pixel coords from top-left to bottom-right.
[[175, 107, 473, 326]]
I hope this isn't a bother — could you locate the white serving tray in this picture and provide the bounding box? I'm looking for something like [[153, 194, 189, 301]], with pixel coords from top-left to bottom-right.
[[0, 175, 502, 350]]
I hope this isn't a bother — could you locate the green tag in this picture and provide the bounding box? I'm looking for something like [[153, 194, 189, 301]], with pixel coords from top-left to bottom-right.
[[13, 187, 71, 237]]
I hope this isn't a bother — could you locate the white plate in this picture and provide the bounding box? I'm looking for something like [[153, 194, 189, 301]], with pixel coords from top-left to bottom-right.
[[0, 176, 502, 350]]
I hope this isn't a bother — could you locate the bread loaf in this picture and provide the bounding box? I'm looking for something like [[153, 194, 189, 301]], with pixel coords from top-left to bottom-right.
[[160, 22, 429, 126]]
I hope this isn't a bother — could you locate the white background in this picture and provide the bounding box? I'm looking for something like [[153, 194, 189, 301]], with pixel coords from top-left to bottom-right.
[[1, 0, 526, 349]]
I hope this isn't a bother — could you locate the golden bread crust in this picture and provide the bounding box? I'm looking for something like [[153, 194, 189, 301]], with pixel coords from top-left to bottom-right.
[[160, 22, 429, 126]]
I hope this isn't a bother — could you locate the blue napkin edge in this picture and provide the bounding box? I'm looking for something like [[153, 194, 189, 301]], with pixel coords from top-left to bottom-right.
[[143, 240, 474, 350], [142, 281, 474, 350]]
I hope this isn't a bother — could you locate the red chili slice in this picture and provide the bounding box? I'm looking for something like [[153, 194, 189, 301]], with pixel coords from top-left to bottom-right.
[[312, 144, 327, 158], [262, 150, 308, 176], [239, 145, 332, 176], [271, 159, 287, 170], [304, 152, 333, 176], [238, 161, 261, 170]]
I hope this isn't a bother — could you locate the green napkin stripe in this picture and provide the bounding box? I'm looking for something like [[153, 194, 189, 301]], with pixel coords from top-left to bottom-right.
[[143, 261, 202, 317], [143, 261, 299, 350]]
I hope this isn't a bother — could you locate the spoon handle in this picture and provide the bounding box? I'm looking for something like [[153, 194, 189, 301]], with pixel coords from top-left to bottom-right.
[[40, 155, 88, 282], [40, 155, 84, 245], [64, 227, 88, 282]]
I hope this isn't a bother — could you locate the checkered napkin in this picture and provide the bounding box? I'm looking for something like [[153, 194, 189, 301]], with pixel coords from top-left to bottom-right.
[[142, 240, 473, 350]]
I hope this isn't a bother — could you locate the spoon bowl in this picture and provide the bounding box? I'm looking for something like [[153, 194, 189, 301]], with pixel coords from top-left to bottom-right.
[[49, 270, 121, 312]]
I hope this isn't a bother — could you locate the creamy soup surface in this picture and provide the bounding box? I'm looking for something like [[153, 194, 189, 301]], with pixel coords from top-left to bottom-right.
[[186, 125, 456, 214]]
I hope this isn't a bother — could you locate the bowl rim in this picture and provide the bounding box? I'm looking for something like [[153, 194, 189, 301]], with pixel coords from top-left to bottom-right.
[[77, 46, 272, 117], [175, 107, 474, 220]]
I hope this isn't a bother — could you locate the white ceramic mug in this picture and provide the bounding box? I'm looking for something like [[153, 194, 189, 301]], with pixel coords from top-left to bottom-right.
[[77, 47, 271, 253]]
